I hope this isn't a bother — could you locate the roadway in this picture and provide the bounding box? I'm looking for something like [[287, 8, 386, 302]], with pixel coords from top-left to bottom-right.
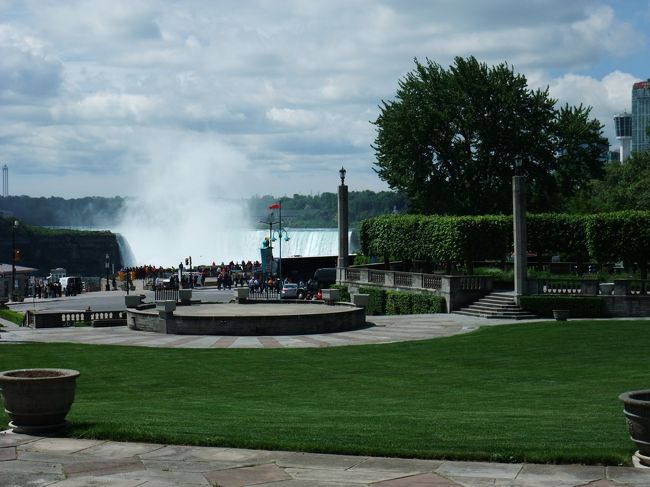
[[8, 285, 237, 313]]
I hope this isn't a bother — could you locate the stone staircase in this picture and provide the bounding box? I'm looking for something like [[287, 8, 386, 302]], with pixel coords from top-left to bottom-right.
[[454, 292, 537, 319]]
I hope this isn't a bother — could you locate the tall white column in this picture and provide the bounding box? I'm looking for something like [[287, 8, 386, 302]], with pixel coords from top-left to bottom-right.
[[513, 175, 527, 304]]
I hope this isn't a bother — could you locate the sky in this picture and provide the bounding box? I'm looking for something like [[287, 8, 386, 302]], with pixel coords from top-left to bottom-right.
[[1, 0, 649, 200]]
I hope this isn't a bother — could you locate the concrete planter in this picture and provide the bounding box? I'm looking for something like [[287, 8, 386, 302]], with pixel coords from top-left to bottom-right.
[[156, 300, 176, 313], [599, 282, 615, 295], [179, 289, 192, 303], [124, 295, 142, 308], [620, 390, 650, 468], [552, 309, 570, 321], [352, 293, 369, 308], [321, 289, 341, 303], [234, 288, 249, 299], [0, 368, 80, 434]]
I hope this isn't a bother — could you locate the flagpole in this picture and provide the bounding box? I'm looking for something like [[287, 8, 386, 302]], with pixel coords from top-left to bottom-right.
[[279, 201, 282, 286]]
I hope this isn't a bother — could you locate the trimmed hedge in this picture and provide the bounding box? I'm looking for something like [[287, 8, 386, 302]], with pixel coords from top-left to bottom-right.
[[519, 296, 605, 318], [360, 286, 445, 315], [360, 211, 650, 271], [385, 291, 412, 315], [359, 286, 387, 315], [411, 293, 445, 314]]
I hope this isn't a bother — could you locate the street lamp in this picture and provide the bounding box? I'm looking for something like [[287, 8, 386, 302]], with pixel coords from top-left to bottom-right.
[[105, 253, 110, 291], [338, 167, 349, 268], [512, 157, 527, 304], [11, 219, 18, 300]]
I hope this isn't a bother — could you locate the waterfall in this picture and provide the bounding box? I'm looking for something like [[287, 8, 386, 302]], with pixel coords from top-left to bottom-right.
[[117, 228, 358, 266], [115, 233, 137, 267]]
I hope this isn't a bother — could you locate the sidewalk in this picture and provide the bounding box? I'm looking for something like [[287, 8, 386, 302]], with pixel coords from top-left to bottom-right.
[[2, 431, 649, 487], [0, 312, 534, 349]]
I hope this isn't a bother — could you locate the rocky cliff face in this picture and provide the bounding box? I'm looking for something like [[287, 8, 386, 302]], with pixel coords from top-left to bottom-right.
[[1, 218, 122, 276]]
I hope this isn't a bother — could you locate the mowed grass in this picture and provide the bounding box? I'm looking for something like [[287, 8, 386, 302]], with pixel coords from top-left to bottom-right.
[[0, 320, 646, 465]]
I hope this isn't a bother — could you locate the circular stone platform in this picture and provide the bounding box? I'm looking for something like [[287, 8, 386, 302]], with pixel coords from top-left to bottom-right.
[[127, 301, 367, 336]]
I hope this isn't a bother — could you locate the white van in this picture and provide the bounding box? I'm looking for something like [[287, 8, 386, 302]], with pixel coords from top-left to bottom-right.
[[59, 276, 83, 295]]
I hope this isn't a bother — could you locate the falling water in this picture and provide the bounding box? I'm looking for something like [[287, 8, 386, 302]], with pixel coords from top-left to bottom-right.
[[113, 134, 357, 267]]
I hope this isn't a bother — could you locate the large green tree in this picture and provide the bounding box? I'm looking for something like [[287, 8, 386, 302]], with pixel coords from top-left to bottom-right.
[[566, 150, 650, 213], [373, 56, 607, 215]]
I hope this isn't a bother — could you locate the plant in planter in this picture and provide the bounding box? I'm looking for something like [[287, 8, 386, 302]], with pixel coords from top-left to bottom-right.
[[620, 390, 650, 468], [0, 368, 80, 434], [552, 309, 570, 321]]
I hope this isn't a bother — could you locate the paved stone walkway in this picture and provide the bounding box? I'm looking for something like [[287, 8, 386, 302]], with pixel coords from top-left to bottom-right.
[[1, 431, 649, 487], [0, 313, 532, 348]]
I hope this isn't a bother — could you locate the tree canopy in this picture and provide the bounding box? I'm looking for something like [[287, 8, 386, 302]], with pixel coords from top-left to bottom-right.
[[566, 150, 650, 213], [373, 56, 607, 215]]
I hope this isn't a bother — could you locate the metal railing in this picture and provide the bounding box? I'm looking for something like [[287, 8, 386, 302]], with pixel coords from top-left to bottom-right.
[[155, 289, 179, 302], [248, 287, 280, 301]]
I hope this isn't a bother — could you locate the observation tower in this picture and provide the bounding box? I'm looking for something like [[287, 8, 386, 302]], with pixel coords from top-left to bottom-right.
[[614, 112, 632, 162]]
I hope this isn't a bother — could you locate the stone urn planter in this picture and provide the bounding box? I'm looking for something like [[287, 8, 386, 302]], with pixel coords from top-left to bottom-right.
[[620, 390, 650, 468], [552, 309, 570, 321], [0, 368, 80, 434]]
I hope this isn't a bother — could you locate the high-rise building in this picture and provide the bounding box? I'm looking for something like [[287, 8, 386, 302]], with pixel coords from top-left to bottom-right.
[[614, 112, 632, 162], [632, 80, 650, 154]]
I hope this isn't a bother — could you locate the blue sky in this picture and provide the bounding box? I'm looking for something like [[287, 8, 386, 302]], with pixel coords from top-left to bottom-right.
[[1, 0, 649, 199]]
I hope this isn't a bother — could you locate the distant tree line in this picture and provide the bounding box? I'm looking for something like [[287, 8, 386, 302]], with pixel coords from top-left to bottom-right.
[[0, 191, 410, 229], [249, 191, 409, 227]]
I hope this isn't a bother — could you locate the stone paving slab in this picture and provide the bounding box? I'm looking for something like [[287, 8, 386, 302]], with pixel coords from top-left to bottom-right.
[[2, 432, 650, 486], [204, 463, 292, 486]]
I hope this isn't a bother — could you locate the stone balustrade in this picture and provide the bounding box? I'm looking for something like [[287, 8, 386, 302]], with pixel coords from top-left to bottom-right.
[[25, 309, 126, 329], [337, 267, 492, 312]]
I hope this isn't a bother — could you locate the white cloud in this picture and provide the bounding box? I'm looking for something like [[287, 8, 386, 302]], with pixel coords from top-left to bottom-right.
[[1, 0, 648, 200], [548, 71, 641, 144]]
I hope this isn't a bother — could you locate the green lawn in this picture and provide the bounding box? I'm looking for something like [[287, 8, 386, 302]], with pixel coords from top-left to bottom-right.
[[0, 320, 645, 465], [0, 309, 23, 326]]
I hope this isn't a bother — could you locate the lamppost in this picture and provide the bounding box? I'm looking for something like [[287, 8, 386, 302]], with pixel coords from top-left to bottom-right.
[[271, 227, 290, 285], [105, 253, 110, 291], [337, 166, 349, 269], [260, 210, 280, 280], [512, 158, 527, 304], [11, 219, 18, 300], [185, 257, 193, 288]]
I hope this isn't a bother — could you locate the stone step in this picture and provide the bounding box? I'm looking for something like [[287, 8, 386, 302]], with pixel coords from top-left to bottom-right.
[[454, 309, 538, 320], [464, 304, 522, 313], [453, 291, 537, 320], [478, 297, 516, 305]]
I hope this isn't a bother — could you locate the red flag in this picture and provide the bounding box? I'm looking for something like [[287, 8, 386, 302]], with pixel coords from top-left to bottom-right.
[[268, 203, 281, 209]]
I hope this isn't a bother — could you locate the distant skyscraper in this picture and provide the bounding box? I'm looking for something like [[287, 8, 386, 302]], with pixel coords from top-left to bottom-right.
[[614, 112, 632, 162], [2, 164, 7, 197], [632, 80, 650, 154]]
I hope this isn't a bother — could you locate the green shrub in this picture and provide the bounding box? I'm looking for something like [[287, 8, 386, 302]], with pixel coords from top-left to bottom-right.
[[362, 288, 445, 315], [352, 254, 371, 265], [330, 284, 351, 302], [359, 287, 387, 315], [386, 291, 412, 315], [519, 296, 605, 318], [411, 294, 446, 313]]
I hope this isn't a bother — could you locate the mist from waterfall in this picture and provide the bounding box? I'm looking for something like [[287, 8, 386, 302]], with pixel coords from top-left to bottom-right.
[[114, 135, 357, 267]]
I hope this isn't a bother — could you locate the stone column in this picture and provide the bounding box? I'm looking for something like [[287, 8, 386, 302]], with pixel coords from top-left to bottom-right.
[[513, 174, 527, 305], [338, 179, 349, 269]]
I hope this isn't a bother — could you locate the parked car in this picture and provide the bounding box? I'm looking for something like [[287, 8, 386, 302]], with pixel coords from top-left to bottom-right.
[[280, 283, 299, 299], [307, 268, 337, 293]]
